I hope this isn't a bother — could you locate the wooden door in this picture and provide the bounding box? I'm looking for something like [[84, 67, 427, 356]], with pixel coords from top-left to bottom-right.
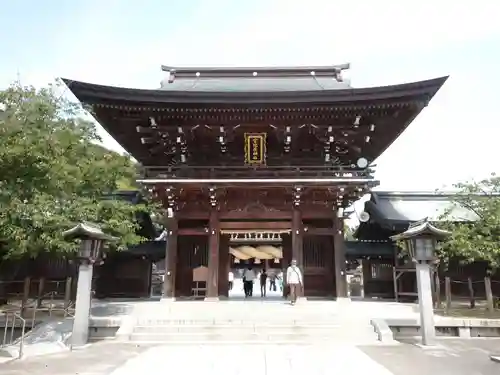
[[176, 235, 208, 297], [303, 235, 334, 297]]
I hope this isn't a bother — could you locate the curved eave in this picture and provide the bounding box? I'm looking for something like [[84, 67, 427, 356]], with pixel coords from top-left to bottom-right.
[[62, 76, 448, 105]]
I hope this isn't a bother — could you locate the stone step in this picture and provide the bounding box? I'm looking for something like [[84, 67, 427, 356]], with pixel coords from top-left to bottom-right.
[[124, 339, 379, 346], [133, 319, 362, 326], [129, 331, 379, 344], [132, 324, 353, 334]]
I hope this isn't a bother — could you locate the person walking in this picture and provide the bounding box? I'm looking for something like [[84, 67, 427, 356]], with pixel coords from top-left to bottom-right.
[[269, 272, 277, 292], [277, 271, 284, 292], [286, 259, 303, 305], [242, 266, 256, 297], [259, 269, 268, 297], [228, 270, 234, 291]]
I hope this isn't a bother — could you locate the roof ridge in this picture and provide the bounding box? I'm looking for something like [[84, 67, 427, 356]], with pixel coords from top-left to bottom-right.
[[161, 64, 350, 73]]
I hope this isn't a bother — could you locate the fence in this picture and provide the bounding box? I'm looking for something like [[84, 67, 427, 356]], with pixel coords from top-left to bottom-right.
[[0, 277, 75, 316], [434, 275, 500, 313]]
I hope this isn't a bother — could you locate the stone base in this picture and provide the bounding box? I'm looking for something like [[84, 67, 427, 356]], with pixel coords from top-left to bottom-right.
[[160, 297, 176, 303], [204, 297, 220, 302], [336, 297, 351, 304]]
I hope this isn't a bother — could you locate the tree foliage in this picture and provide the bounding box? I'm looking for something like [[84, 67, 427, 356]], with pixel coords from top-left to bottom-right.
[[439, 174, 500, 269], [0, 81, 155, 259]]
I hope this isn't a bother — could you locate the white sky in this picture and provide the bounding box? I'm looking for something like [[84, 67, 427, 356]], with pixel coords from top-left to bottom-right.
[[2, 0, 500, 191]]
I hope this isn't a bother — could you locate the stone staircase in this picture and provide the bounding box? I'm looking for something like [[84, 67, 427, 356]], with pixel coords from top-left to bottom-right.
[[123, 300, 401, 345]]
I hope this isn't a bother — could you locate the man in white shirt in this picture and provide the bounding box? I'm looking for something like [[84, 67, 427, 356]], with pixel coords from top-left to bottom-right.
[[228, 271, 234, 291], [286, 259, 303, 305], [242, 266, 256, 297]]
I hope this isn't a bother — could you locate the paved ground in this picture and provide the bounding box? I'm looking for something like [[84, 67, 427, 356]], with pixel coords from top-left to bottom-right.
[[1, 297, 499, 374], [0, 342, 151, 375], [360, 338, 500, 375], [103, 343, 395, 375], [1, 339, 499, 375]]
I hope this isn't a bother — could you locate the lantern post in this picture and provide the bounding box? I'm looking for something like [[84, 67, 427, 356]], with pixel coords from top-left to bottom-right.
[[62, 222, 116, 347], [391, 218, 450, 346]]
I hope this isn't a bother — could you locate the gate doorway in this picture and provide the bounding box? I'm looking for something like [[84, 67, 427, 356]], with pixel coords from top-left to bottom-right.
[[223, 231, 288, 300]]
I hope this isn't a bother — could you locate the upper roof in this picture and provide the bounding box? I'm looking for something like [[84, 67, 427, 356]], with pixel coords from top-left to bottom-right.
[[62, 65, 447, 105], [62, 66, 448, 170], [159, 64, 352, 92]]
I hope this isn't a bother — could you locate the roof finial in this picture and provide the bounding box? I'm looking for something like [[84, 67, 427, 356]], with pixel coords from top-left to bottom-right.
[[334, 67, 343, 82], [168, 69, 176, 84]]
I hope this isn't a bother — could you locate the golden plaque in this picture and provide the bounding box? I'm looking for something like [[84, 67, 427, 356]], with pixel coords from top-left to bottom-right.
[[244, 133, 267, 165]]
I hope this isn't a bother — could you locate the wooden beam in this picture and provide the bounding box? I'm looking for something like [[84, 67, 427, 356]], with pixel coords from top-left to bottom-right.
[[306, 228, 335, 235], [178, 228, 208, 236], [220, 210, 292, 220], [220, 221, 291, 230], [177, 211, 210, 219], [175, 208, 337, 220]]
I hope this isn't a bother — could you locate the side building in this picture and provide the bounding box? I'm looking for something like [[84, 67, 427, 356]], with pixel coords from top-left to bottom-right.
[[64, 65, 446, 300], [0, 190, 160, 303], [354, 191, 499, 300]]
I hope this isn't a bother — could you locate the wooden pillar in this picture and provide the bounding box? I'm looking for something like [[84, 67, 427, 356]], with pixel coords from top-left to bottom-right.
[[334, 216, 348, 298], [218, 234, 230, 298], [292, 208, 304, 295], [163, 217, 178, 299], [206, 209, 220, 300]]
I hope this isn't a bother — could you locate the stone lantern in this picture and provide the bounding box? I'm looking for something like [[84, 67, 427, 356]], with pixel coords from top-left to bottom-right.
[[62, 222, 117, 347], [391, 218, 450, 346]]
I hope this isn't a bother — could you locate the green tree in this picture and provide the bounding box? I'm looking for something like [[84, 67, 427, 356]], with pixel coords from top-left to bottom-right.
[[0, 81, 154, 259], [439, 173, 500, 269]]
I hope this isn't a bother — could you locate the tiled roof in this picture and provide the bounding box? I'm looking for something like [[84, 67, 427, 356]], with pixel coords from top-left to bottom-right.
[[365, 191, 479, 225]]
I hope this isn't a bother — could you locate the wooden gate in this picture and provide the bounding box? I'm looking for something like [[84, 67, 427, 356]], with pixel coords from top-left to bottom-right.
[[303, 235, 334, 297], [175, 235, 208, 297]]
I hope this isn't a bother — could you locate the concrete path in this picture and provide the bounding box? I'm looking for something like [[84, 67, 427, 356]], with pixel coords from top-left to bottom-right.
[[0, 342, 151, 375], [109, 344, 394, 375], [360, 338, 500, 375], [2, 339, 499, 374]]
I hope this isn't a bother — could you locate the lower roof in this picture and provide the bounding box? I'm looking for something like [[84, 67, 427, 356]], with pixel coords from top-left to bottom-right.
[[363, 191, 478, 229]]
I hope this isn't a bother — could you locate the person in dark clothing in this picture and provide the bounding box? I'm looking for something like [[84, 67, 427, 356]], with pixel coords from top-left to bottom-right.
[[269, 273, 277, 292], [260, 269, 268, 297]]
